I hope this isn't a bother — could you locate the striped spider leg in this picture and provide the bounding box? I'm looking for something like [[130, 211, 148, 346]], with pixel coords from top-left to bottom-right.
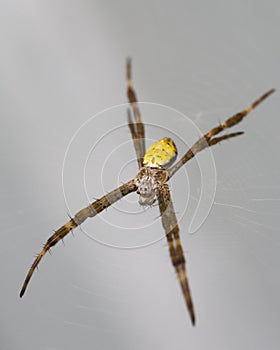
[[168, 89, 275, 179], [126, 57, 146, 168], [19, 180, 137, 297], [157, 183, 196, 325]]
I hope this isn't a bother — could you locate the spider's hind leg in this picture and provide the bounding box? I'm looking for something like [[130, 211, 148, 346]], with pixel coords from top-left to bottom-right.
[[126, 58, 146, 168]]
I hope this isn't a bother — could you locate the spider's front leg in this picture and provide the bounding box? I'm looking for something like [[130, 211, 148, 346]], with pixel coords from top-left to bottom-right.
[[157, 183, 195, 325], [20, 180, 137, 297]]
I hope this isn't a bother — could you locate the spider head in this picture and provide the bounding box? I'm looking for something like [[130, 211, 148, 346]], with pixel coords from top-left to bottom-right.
[[137, 182, 156, 206], [134, 167, 169, 206]]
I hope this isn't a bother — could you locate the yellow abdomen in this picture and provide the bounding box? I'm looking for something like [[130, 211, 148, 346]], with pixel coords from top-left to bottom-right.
[[143, 137, 177, 168]]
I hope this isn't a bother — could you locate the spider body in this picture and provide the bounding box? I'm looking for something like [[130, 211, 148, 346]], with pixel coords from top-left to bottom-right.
[[19, 58, 275, 327], [135, 137, 176, 205], [134, 166, 169, 205], [143, 137, 178, 169]]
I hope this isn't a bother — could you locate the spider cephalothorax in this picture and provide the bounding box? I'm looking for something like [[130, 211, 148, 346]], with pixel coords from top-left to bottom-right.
[[134, 166, 169, 205]]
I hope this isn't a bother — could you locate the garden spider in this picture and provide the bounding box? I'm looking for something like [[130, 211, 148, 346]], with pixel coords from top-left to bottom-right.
[[20, 59, 275, 326]]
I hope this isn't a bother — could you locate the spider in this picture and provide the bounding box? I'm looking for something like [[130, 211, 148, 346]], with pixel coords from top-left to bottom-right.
[[20, 59, 275, 326]]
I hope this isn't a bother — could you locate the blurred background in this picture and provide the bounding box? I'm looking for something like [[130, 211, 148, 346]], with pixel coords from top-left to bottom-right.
[[0, 1, 279, 349]]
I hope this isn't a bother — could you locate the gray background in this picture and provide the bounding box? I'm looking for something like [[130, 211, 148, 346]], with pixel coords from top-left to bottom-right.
[[1, 1, 279, 349]]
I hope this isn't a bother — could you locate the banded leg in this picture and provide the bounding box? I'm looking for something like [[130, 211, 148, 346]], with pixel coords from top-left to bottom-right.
[[127, 109, 143, 169], [20, 180, 137, 297], [157, 183, 195, 325], [168, 89, 275, 178], [126, 58, 146, 167]]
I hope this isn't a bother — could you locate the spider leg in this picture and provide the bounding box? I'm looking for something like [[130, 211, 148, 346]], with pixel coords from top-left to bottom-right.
[[127, 109, 143, 169], [126, 57, 146, 167], [205, 89, 275, 139], [157, 183, 195, 325], [168, 89, 275, 178], [168, 131, 244, 178], [20, 180, 137, 298]]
